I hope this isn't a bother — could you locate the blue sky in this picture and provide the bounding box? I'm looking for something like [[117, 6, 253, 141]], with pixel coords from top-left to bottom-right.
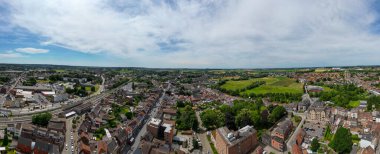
[[1, 0, 380, 68]]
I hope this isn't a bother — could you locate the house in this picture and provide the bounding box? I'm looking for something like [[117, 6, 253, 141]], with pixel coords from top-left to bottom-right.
[[307, 102, 331, 123], [292, 143, 303, 154], [333, 107, 347, 117], [273, 120, 293, 140], [298, 97, 310, 112], [107, 139, 119, 154], [97, 141, 107, 154], [147, 118, 161, 138], [33, 140, 60, 154], [215, 125, 258, 154], [16, 137, 33, 153], [360, 146, 375, 154], [271, 136, 285, 152], [359, 112, 373, 127], [78, 141, 91, 154], [348, 108, 359, 119]]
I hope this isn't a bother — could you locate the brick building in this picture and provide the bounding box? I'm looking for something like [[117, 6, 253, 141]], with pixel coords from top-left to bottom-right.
[[215, 125, 258, 154]]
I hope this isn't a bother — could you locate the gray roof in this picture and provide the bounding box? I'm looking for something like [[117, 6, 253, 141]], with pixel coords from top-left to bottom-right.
[[17, 136, 32, 147], [34, 140, 60, 154]]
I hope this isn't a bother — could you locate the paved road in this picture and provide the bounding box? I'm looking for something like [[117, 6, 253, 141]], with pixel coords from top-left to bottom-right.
[[285, 93, 315, 152], [64, 116, 75, 154], [195, 111, 213, 154], [130, 82, 170, 153]]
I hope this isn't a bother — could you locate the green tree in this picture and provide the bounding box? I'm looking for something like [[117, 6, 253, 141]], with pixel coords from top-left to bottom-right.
[[200, 109, 225, 130], [177, 105, 198, 131], [311, 137, 320, 152], [2, 128, 9, 146], [235, 109, 253, 128], [268, 106, 287, 123], [329, 127, 353, 153], [91, 86, 96, 92], [32, 112, 52, 126]]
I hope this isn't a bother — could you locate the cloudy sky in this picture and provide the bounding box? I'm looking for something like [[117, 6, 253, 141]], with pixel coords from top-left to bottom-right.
[[1, 0, 380, 68]]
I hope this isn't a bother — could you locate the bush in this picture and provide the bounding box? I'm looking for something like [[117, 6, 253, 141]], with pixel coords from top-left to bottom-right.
[[32, 112, 52, 126]]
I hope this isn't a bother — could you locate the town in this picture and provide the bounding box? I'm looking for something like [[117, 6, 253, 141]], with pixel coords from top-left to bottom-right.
[[0, 65, 379, 154]]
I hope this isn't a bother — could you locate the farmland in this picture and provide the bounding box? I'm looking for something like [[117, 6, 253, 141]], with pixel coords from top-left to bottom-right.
[[220, 77, 303, 95]]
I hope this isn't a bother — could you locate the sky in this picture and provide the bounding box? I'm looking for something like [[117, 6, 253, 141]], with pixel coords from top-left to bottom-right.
[[1, 0, 380, 68]]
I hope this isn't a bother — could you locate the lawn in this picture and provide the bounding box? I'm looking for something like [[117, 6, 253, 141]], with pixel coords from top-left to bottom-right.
[[84, 84, 100, 92], [221, 77, 303, 95], [37, 79, 50, 83], [220, 77, 277, 91], [55, 69, 66, 73], [322, 86, 334, 92], [242, 77, 303, 94], [348, 101, 360, 108], [315, 68, 328, 72], [207, 135, 218, 154]]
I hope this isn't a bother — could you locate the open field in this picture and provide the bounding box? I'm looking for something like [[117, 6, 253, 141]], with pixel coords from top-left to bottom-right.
[[84, 84, 100, 92], [221, 77, 303, 94], [220, 77, 277, 91], [55, 69, 66, 73], [315, 68, 329, 72], [37, 79, 50, 83], [348, 101, 360, 108]]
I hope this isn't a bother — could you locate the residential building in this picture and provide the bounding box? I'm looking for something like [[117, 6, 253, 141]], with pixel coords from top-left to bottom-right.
[[215, 125, 258, 154]]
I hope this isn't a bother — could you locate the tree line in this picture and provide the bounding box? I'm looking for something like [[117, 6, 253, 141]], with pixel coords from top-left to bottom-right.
[[200, 100, 287, 131]]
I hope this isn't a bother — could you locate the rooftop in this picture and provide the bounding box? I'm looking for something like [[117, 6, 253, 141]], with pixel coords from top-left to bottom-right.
[[149, 118, 162, 126], [217, 125, 256, 147]]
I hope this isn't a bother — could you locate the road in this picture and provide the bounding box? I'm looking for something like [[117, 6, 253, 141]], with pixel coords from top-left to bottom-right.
[[285, 93, 315, 152], [195, 111, 213, 154], [64, 116, 75, 154], [130, 82, 171, 154], [0, 74, 23, 107]]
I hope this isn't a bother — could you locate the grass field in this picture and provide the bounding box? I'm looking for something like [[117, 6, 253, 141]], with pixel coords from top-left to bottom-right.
[[55, 69, 66, 73], [220, 77, 277, 91], [348, 101, 360, 108], [37, 79, 50, 83], [84, 84, 99, 92], [322, 86, 334, 92], [243, 77, 303, 94], [221, 77, 303, 94], [315, 68, 329, 72]]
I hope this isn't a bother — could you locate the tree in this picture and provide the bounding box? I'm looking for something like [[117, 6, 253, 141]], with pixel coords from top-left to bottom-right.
[[2, 128, 8, 146], [311, 137, 320, 152], [225, 111, 237, 130], [268, 106, 287, 123], [177, 105, 198, 131], [200, 109, 225, 130], [32, 112, 52, 126], [91, 86, 96, 92], [235, 109, 253, 128], [329, 127, 353, 153], [192, 138, 199, 149]]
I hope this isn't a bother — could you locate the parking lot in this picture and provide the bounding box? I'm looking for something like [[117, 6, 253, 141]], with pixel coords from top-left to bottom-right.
[[303, 121, 325, 139]]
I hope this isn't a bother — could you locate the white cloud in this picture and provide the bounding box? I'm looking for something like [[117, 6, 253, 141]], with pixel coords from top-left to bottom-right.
[[15, 48, 49, 54], [3, 0, 380, 67], [0, 52, 24, 58]]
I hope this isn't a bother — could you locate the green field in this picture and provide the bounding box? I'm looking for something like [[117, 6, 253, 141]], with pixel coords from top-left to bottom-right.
[[220, 77, 277, 91], [221, 77, 303, 94], [84, 84, 100, 92], [348, 101, 360, 108], [55, 69, 66, 73]]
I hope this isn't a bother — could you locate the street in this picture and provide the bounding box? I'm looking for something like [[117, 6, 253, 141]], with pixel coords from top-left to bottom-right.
[[130, 82, 171, 154], [285, 93, 315, 152], [195, 111, 213, 154]]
